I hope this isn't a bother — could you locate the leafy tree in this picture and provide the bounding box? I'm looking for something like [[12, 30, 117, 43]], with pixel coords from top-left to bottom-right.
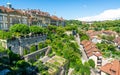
[[30, 45, 36, 52], [23, 49, 28, 55], [10, 24, 30, 34], [47, 25, 57, 33], [7, 50, 21, 65], [0, 30, 12, 39], [38, 42, 43, 49], [30, 26, 44, 34], [80, 34, 89, 41], [84, 62, 90, 75], [56, 26, 65, 35], [88, 59, 95, 68], [16, 60, 30, 68]]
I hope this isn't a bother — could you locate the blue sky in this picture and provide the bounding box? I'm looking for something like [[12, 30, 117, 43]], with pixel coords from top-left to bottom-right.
[[0, 0, 120, 20]]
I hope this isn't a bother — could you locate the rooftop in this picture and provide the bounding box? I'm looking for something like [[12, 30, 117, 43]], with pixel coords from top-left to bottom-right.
[[81, 40, 102, 57], [100, 60, 120, 75]]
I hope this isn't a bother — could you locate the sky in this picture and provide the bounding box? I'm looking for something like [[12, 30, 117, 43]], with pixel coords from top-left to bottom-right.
[[0, 0, 120, 21]]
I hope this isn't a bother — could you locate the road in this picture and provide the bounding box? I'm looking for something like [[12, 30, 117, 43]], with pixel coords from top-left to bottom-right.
[[75, 34, 96, 75]]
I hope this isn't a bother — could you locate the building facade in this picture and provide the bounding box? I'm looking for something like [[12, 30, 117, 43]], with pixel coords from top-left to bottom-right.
[[0, 3, 28, 30], [81, 40, 102, 68], [0, 3, 65, 30], [50, 15, 65, 26]]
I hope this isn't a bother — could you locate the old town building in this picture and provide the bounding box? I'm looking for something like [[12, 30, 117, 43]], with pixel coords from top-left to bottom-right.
[[0, 3, 28, 30], [0, 3, 65, 30]]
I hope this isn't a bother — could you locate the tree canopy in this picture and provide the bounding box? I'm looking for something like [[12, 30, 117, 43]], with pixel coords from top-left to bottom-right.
[[10, 24, 30, 34]]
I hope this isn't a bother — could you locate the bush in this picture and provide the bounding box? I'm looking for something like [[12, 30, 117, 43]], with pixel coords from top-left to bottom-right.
[[16, 60, 30, 68], [30, 26, 44, 34], [30, 45, 36, 52], [10, 24, 30, 34], [0, 30, 12, 39], [88, 59, 95, 68]]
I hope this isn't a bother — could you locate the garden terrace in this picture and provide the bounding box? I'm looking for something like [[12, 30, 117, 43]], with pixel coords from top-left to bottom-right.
[[45, 55, 68, 75]]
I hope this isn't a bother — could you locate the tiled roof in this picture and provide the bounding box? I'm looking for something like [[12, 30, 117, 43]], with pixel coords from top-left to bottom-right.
[[0, 6, 13, 13], [51, 15, 59, 21], [81, 40, 102, 57], [0, 6, 27, 16], [51, 15, 64, 21], [100, 60, 120, 75]]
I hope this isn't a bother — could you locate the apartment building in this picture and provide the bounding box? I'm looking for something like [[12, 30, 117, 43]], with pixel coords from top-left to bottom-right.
[[0, 3, 65, 30], [0, 3, 28, 30], [51, 15, 65, 26], [24, 9, 51, 26], [81, 40, 102, 67]]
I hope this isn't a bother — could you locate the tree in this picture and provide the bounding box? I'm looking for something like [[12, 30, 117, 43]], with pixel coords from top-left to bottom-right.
[[84, 62, 91, 75], [56, 26, 65, 35], [7, 50, 21, 65], [88, 59, 95, 68], [30, 26, 44, 34], [80, 34, 89, 41], [0, 30, 12, 39], [30, 45, 36, 52], [38, 42, 43, 49], [16, 60, 30, 68], [10, 24, 30, 34]]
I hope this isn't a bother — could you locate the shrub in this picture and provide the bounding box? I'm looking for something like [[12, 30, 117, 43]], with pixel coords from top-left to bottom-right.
[[88, 59, 95, 68]]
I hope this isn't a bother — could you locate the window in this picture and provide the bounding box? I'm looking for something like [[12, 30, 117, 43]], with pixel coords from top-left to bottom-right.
[[0, 23, 3, 29], [10, 18, 12, 23], [4, 16, 7, 21], [0, 15, 3, 21]]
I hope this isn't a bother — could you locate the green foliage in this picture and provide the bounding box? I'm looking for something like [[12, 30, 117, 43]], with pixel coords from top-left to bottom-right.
[[88, 59, 95, 68], [101, 35, 115, 41], [73, 61, 91, 75], [16, 60, 30, 68], [38, 42, 48, 49], [23, 49, 28, 55], [10, 24, 30, 34], [96, 42, 119, 58], [56, 26, 65, 34], [65, 20, 82, 26], [0, 30, 12, 39], [7, 50, 21, 65], [30, 26, 44, 34], [80, 34, 89, 41], [45, 39, 51, 45], [30, 45, 36, 52], [34, 61, 48, 74], [47, 25, 57, 33]]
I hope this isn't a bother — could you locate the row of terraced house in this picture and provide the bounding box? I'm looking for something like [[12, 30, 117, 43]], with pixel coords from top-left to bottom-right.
[[0, 3, 65, 30]]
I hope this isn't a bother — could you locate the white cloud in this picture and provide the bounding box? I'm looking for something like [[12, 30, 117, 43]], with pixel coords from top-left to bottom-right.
[[77, 8, 120, 21]]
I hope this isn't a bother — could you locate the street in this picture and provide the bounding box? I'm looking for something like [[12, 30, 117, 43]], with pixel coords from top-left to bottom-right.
[[75, 34, 96, 75]]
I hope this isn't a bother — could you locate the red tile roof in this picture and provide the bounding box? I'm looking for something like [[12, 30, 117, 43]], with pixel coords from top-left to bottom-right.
[[0, 6, 27, 16], [81, 40, 102, 57], [100, 60, 120, 75], [51, 15, 64, 21]]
